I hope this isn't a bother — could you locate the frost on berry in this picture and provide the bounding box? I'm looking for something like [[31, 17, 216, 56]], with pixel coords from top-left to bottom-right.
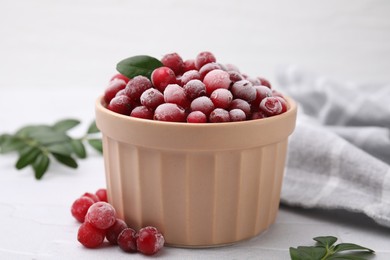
[[195, 51, 216, 70], [140, 88, 164, 109], [71, 196, 95, 223], [259, 97, 283, 116], [203, 69, 231, 95], [161, 53, 184, 75], [151, 67, 177, 92], [110, 73, 130, 83], [210, 88, 233, 109], [82, 192, 100, 203], [231, 80, 256, 102], [229, 98, 251, 117], [163, 84, 190, 109], [154, 103, 186, 122], [136, 226, 165, 255], [108, 95, 133, 115], [199, 62, 221, 80], [104, 79, 127, 104], [209, 108, 230, 123], [183, 59, 196, 72], [85, 202, 116, 230], [183, 79, 206, 100], [124, 76, 152, 102], [77, 222, 106, 248], [95, 188, 108, 203], [187, 111, 207, 123], [106, 218, 128, 245], [130, 106, 154, 120], [118, 228, 138, 253], [180, 70, 201, 86], [229, 109, 246, 122], [190, 96, 215, 117]]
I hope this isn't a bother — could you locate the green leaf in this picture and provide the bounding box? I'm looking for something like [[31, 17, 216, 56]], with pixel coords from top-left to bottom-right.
[[334, 243, 374, 254], [47, 143, 72, 156], [52, 153, 78, 168], [15, 125, 52, 137], [0, 135, 25, 154], [33, 153, 50, 179], [290, 246, 327, 260], [88, 139, 103, 153], [314, 236, 338, 248], [116, 55, 163, 79], [29, 131, 70, 145], [87, 120, 100, 134], [15, 146, 41, 169], [52, 119, 80, 132], [289, 247, 302, 260], [70, 139, 86, 158]]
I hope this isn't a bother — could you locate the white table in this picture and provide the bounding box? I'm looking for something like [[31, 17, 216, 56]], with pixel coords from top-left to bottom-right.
[[1, 1, 390, 259]]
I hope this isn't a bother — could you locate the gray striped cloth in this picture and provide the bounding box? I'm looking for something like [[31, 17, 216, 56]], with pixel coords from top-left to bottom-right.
[[276, 66, 390, 227]]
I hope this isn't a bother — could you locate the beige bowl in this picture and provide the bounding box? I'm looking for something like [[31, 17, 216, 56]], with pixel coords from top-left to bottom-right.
[[95, 96, 297, 247]]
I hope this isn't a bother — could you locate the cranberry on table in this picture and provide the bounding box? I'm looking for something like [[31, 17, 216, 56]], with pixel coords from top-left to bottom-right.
[[77, 222, 106, 249], [151, 66, 177, 92], [104, 79, 127, 104], [95, 188, 108, 203], [195, 51, 216, 70], [106, 218, 128, 245], [187, 111, 207, 123], [154, 103, 186, 122], [118, 228, 138, 253], [136, 226, 165, 255], [108, 95, 133, 115], [203, 69, 231, 95], [71, 196, 95, 223], [161, 52, 184, 75], [85, 202, 116, 230], [259, 96, 283, 116], [130, 106, 154, 120], [82, 192, 100, 203]]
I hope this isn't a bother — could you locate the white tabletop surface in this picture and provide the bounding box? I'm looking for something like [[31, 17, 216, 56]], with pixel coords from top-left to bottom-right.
[[1, 1, 390, 259]]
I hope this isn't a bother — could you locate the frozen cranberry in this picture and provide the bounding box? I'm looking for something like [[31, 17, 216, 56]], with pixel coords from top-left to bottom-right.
[[85, 202, 116, 230], [140, 88, 164, 109], [180, 70, 201, 86], [187, 111, 207, 123], [118, 228, 138, 253], [272, 89, 284, 98], [190, 96, 215, 117], [217, 63, 228, 71], [229, 98, 251, 117], [95, 188, 108, 202], [203, 69, 231, 95], [103, 79, 127, 104], [252, 85, 272, 108], [136, 226, 165, 255], [107, 95, 132, 115], [251, 110, 267, 120], [106, 218, 128, 245], [276, 96, 288, 113], [154, 103, 186, 122], [228, 71, 244, 83], [115, 89, 126, 97], [231, 80, 256, 102], [195, 51, 216, 70], [199, 62, 221, 80], [71, 196, 95, 223], [77, 222, 106, 248], [247, 77, 261, 86], [164, 84, 190, 109], [225, 63, 240, 73], [82, 192, 100, 203], [258, 77, 272, 88], [124, 76, 152, 102], [161, 53, 184, 75], [259, 97, 282, 116], [183, 79, 206, 100], [130, 106, 154, 119], [210, 88, 233, 109], [229, 109, 246, 122], [183, 59, 196, 72], [151, 67, 177, 92], [209, 108, 230, 123], [110, 73, 130, 83]]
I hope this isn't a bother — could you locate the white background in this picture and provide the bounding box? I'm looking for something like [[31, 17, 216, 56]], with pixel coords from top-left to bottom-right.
[[1, 0, 390, 259]]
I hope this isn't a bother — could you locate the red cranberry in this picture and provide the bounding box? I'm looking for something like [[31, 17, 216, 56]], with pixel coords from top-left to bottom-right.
[[82, 192, 100, 203], [183, 59, 196, 72], [203, 69, 231, 95], [252, 85, 272, 108], [85, 202, 116, 230], [136, 226, 165, 255], [229, 109, 246, 122], [161, 53, 184, 75], [140, 88, 164, 109], [209, 108, 230, 123], [95, 188, 108, 203], [77, 222, 106, 248], [71, 196, 95, 223], [154, 103, 186, 122], [251, 110, 267, 120], [124, 76, 152, 102], [187, 111, 207, 123], [183, 79, 206, 100], [110, 73, 130, 83], [164, 84, 190, 109], [151, 67, 177, 92], [225, 63, 240, 73], [231, 80, 256, 102], [190, 96, 215, 117], [115, 89, 126, 97], [258, 77, 272, 88], [229, 98, 251, 117], [259, 96, 282, 116], [106, 218, 128, 245], [195, 51, 216, 70], [107, 95, 133, 115], [199, 62, 221, 79], [276, 96, 288, 113], [103, 79, 127, 104], [180, 70, 201, 86], [210, 88, 233, 109], [118, 228, 138, 253], [130, 106, 154, 120], [228, 71, 244, 83]]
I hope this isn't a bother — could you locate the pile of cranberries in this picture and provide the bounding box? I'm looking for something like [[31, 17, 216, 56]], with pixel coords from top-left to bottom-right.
[[104, 51, 288, 123], [71, 189, 164, 255]]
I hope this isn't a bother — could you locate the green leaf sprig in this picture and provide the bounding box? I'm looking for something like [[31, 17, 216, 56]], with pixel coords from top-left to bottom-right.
[[0, 119, 102, 179], [290, 236, 375, 260], [116, 55, 163, 79]]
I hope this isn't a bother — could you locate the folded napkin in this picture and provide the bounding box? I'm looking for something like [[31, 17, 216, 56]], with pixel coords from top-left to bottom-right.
[[276, 66, 390, 227]]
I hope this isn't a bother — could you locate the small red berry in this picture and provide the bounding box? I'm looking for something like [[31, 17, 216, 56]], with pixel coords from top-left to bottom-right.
[[136, 226, 165, 255], [199, 62, 221, 80], [259, 96, 282, 116], [183, 59, 196, 72], [107, 95, 133, 115], [110, 73, 130, 83], [82, 192, 99, 203], [164, 84, 190, 109], [106, 218, 128, 245], [140, 88, 164, 110], [203, 69, 231, 95], [209, 108, 230, 123], [71, 196, 95, 223], [85, 202, 116, 230], [190, 96, 215, 117], [183, 79, 206, 100], [210, 88, 233, 109], [161, 53, 184, 75], [103, 79, 127, 104], [77, 222, 106, 248], [258, 77, 272, 88], [95, 188, 108, 203], [118, 228, 138, 253], [130, 106, 154, 120], [154, 103, 186, 122], [231, 80, 256, 102], [229, 98, 251, 117], [195, 51, 216, 70], [151, 67, 177, 92], [229, 109, 246, 122], [187, 111, 207, 123], [276, 96, 288, 113], [180, 70, 201, 86], [124, 76, 152, 102]]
